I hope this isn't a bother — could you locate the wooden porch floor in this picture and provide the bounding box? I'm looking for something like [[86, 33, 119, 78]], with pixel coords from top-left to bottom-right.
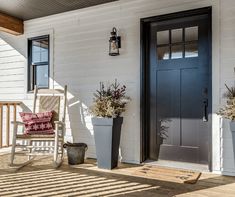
[[0, 154, 235, 197]]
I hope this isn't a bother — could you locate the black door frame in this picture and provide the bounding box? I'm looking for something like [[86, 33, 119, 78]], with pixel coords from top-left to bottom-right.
[[140, 7, 212, 170]]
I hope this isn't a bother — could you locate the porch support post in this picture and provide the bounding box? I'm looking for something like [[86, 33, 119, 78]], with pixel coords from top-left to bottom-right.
[[0, 12, 23, 35]]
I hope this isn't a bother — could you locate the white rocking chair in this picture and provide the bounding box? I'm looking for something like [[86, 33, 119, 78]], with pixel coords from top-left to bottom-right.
[[10, 85, 67, 168]]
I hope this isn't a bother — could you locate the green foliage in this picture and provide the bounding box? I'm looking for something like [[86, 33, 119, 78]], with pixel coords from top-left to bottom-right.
[[218, 84, 235, 120], [90, 80, 131, 118]]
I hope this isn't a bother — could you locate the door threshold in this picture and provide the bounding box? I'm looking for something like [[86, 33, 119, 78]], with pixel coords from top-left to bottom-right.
[[143, 159, 209, 172]]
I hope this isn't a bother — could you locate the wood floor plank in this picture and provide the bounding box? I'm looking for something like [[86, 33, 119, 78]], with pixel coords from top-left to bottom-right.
[[0, 154, 235, 197]]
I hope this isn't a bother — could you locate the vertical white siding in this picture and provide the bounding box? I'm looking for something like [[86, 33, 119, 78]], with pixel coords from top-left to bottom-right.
[[0, 0, 233, 174]]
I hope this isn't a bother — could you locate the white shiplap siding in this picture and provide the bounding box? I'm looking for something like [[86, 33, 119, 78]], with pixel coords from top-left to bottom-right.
[[0, 38, 26, 100], [0, 0, 234, 174]]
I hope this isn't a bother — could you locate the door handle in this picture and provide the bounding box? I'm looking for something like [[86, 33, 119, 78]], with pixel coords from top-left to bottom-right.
[[203, 99, 208, 122]]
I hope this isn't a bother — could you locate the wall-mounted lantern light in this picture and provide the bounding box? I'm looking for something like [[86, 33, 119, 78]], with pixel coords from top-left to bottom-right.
[[109, 27, 121, 56]]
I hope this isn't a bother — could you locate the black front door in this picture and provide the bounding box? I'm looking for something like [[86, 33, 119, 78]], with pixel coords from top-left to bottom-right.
[[146, 10, 211, 164]]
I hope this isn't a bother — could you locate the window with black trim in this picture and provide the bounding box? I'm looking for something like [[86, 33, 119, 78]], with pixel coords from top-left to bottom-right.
[[28, 35, 49, 91]]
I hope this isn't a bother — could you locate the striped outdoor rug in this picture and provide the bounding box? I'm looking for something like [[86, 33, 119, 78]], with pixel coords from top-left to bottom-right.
[[132, 165, 201, 184]]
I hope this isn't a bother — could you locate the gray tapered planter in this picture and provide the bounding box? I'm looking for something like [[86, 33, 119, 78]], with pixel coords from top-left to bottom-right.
[[92, 117, 123, 170], [230, 121, 235, 132], [223, 119, 235, 162], [230, 121, 235, 157]]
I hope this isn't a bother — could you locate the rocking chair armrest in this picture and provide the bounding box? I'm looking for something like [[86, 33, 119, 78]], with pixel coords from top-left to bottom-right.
[[54, 121, 65, 126], [11, 121, 25, 125]]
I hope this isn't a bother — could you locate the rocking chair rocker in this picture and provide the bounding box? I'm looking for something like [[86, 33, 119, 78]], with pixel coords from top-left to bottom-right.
[[10, 85, 67, 168]]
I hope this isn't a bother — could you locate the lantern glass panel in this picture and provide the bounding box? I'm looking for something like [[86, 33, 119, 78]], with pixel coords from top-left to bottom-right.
[[109, 40, 119, 55]]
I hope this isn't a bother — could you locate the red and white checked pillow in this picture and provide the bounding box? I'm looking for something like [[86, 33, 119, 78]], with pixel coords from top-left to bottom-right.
[[20, 111, 54, 135]]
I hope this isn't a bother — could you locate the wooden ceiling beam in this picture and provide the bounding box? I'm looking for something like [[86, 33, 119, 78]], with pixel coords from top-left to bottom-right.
[[0, 12, 23, 35]]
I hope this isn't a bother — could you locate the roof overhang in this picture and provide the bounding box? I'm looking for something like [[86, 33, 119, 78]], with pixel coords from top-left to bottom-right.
[[0, 0, 118, 36], [0, 12, 23, 35]]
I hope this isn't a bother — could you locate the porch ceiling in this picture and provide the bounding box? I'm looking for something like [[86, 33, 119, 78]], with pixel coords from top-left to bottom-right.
[[0, 0, 118, 20]]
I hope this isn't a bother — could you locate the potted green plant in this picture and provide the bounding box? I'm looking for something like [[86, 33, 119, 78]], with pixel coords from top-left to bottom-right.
[[90, 80, 130, 169]]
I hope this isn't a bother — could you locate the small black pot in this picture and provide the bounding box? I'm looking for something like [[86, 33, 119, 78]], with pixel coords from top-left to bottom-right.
[[63, 142, 88, 165], [92, 117, 123, 170]]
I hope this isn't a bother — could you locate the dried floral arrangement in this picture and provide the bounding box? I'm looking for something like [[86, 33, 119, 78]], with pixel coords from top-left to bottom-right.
[[218, 84, 235, 120], [90, 80, 131, 118]]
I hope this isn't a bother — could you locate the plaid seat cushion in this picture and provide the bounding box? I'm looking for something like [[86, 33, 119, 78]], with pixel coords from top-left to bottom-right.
[[20, 111, 54, 135]]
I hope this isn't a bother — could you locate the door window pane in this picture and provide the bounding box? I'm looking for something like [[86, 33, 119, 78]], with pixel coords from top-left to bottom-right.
[[171, 44, 183, 59], [36, 65, 49, 88], [171, 28, 183, 43], [157, 46, 170, 60], [185, 42, 198, 58], [157, 30, 169, 45], [185, 26, 198, 41], [156, 26, 199, 60]]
